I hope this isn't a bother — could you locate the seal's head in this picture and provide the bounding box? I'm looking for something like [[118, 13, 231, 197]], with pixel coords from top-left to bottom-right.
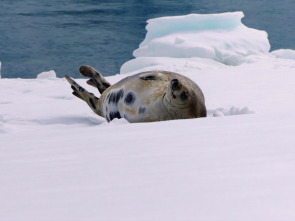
[[163, 78, 206, 118]]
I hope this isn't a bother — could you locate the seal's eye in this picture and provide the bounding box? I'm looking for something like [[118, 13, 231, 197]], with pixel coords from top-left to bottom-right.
[[181, 91, 188, 100]]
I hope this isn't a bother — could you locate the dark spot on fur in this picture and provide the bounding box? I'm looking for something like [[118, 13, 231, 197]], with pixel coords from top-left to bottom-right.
[[138, 107, 146, 114], [117, 89, 124, 101], [87, 79, 96, 87], [78, 87, 85, 92], [103, 82, 111, 88], [124, 92, 135, 105], [108, 89, 124, 104], [106, 93, 111, 101], [89, 98, 96, 109], [109, 111, 121, 121], [72, 91, 82, 100], [108, 94, 114, 104], [140, 74, 158, 80]]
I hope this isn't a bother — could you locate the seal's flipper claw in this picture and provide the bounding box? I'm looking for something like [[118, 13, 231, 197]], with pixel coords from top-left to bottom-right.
[[65, 75, 86, 96], [64, 75, 102, 116], [65, 76, 79, 96]]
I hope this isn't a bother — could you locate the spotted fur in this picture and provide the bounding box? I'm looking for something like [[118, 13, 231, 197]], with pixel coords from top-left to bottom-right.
[[124, 91, 136, 105]]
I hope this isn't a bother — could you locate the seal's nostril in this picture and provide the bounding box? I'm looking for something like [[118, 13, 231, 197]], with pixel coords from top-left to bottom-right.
[[171, 78, 180, 91]]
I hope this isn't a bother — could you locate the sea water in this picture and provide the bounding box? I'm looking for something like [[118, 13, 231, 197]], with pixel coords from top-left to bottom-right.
[[0, 0, 294, 78]]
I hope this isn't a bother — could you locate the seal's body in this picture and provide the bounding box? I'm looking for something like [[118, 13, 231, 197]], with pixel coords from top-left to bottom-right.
[[65, 66, 206, 123]]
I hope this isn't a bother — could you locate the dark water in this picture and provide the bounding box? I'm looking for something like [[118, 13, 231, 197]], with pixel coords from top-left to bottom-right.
[[0, 0, 294, 78]]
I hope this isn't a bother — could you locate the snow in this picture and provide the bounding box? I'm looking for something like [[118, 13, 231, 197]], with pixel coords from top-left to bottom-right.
[[36, 70, 57, 79], [271, 49, 295, 60], [1, 12, 295, 221]]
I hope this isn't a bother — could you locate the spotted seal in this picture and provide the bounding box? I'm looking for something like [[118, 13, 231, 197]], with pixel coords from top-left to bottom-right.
[[65, 66, 206, 122]]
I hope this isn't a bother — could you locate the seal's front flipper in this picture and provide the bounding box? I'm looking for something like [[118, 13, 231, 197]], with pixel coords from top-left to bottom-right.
[[64, 75, 102, 116], [79, 66, 111, 94]]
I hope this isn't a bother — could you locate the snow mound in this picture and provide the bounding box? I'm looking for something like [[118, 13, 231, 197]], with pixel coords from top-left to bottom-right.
[[101, 118, 129, 126], [271, 49, 295, 60], [122, 12, 270, 74], [37, 70, 57, 79], [211, 106, 254, 117]]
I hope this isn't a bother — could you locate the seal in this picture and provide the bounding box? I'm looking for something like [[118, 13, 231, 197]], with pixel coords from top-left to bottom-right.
[[65, 66, 206, 122]]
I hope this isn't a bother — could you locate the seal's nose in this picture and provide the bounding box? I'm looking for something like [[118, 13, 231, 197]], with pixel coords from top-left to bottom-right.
[[171, 78, 181, 91]]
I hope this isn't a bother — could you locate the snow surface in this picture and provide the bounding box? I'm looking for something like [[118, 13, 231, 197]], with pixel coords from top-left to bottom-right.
[[1, 12, 295, 221]]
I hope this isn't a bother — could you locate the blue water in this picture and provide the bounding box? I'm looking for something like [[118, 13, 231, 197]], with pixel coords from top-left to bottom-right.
[[0, 0, 294, 78]]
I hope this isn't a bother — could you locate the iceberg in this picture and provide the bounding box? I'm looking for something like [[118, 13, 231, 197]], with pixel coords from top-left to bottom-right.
[[121, 12, 271, 74]]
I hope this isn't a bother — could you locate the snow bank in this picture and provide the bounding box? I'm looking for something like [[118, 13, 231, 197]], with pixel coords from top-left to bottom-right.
[[37, 70, 57, 79], [271, 49, 295, 60], [124, 12, 270, 74]]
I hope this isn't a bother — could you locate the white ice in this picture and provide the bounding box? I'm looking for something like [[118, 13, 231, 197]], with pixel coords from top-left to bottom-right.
[[271, 49, 295, 60], [1, 12, 295, 221], [131, 12, 270, 66], [36, 70, 57, 79]]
